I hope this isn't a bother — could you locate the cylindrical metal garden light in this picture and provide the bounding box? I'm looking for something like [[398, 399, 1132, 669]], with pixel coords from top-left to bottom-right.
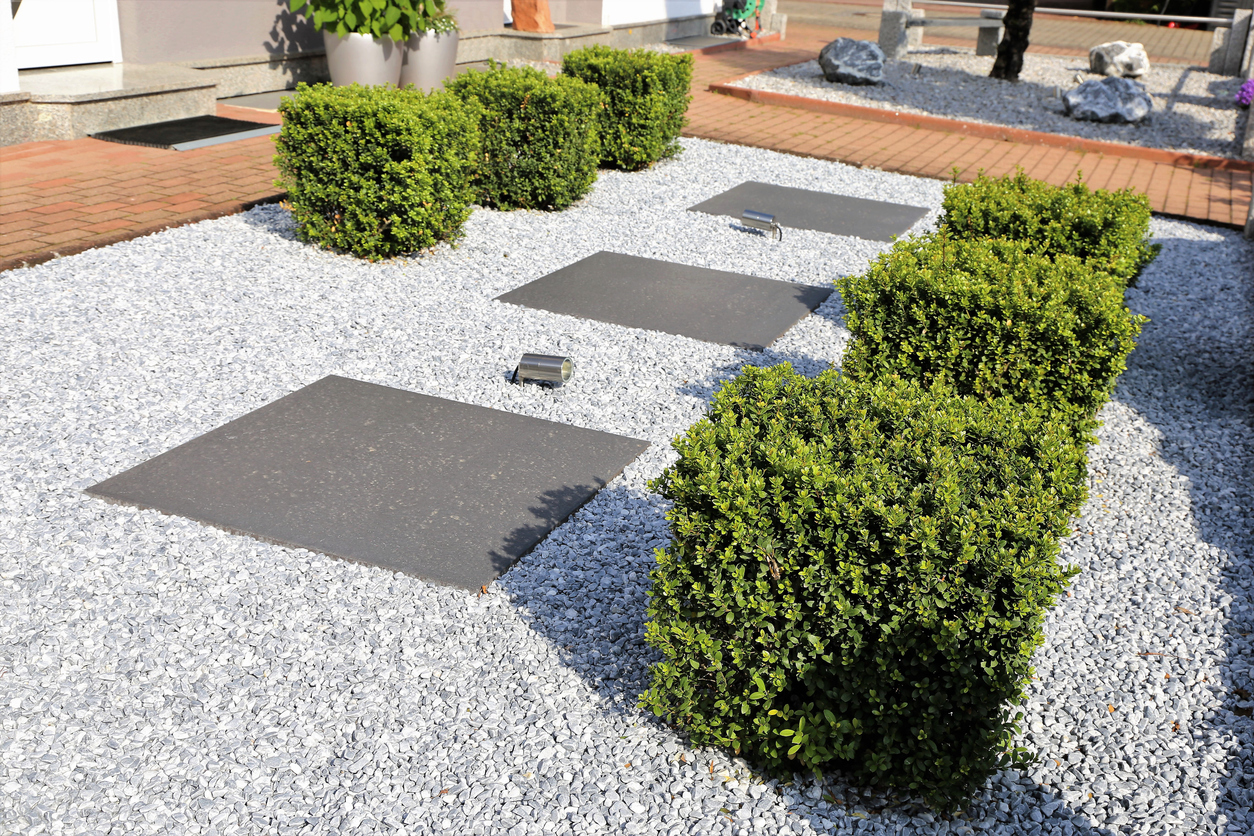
[[512, 354, 574, 385], [741, 209, 783, 241]]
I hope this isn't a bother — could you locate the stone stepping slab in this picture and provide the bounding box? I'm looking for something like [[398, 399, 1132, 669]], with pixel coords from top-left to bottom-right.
[[495, 250, 832, 351], [688, 180, 929, 241], [87, 376, 649, 590]]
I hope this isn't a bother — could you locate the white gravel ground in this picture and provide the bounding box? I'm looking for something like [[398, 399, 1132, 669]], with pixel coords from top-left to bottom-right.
[[732, 47, 1248, 159], [1, 137, 1251, 836]]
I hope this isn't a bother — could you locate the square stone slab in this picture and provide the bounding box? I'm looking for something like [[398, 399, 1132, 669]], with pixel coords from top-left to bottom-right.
[[688, 181, 930, 241], [86, 376, 649, 590], [495, 251, 831, 351]]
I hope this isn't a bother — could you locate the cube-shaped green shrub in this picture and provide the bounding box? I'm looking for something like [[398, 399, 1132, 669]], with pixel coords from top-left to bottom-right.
[[938, 170, 1159, 287], [642, 366, 1086, 809], [561, 46, 693, 171], [837, 234, 1145, 434], [274, 83, 480, 259], [446, 65, 602, 210]]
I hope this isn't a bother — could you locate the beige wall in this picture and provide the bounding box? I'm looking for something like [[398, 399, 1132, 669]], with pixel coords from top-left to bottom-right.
[[117, 0, 321, 64]]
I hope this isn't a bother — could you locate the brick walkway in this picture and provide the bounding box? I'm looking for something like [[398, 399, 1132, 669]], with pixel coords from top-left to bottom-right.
[[1, 20, 1249, 272], [684, 23, 1251, 228]]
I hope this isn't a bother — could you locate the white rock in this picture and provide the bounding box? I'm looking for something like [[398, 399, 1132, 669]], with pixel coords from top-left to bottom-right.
[[1063, 76, 1152, 123], [1089, 41, 1150, 78], [818, 38, 884, 85]]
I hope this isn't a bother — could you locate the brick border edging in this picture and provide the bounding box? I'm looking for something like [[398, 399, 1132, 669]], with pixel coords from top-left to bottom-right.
[[0, 193, 288, 274], [709, 82, 1254, 173]]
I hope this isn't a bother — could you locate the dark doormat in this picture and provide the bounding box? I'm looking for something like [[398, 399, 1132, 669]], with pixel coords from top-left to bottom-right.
[[86, 376, 649, 590], [91, 115, 281, 151], [495, 251, 831, 351], [688, 181, 930, 241]]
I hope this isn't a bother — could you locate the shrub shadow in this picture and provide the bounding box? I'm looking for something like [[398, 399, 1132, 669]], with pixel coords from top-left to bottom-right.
[[1113, 229, 1254, 829]]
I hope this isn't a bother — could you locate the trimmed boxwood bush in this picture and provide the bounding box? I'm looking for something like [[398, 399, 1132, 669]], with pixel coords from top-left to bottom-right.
[[447, 65, 602, 210], [837, 234, 1146, 434], [561, 46, 693, 171], [642, 366, 1086, 809], [274, 83, 480, 259], [939, 170, 1159, 287]]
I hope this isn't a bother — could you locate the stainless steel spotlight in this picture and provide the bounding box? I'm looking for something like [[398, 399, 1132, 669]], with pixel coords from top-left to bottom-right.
[[741, 209, 783, 241], [512, 353, 574, 385]]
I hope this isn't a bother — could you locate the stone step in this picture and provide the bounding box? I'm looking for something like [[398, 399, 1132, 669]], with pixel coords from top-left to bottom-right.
[[3, 63, 217, 146]]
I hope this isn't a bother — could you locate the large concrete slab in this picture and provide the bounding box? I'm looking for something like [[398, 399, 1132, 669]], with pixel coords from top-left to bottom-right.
[[86, 376, 649, 590], [688, 181, 930, 241], [495, 251, 831, 350]]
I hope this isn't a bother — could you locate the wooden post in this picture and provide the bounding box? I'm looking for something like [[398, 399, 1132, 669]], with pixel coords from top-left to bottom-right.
[[512, 0, 555, 33]]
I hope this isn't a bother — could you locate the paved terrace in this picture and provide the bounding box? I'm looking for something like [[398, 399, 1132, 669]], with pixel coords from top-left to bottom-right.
[[0, 6, 1249, 271]]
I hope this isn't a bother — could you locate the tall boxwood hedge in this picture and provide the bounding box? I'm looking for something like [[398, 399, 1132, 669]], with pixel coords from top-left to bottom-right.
[[837, 234, 1146, 434], [561, 46, 693, 171], [274, 83, 480, 259], [939, 170, 1159, 287], [642, 366, 1086, 809], [447, 65, 602, 210]]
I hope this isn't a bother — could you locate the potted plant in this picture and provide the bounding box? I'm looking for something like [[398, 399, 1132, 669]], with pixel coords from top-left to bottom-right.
[[399, 2, 459, 92], [289, 0, 424, 87]]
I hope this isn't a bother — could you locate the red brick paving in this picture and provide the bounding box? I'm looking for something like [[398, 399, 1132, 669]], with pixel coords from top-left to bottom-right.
[[1, 25, 1249, 272]]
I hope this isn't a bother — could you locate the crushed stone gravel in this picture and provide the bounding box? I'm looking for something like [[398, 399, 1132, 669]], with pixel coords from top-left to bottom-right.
[[731, 47, 1248, 158], [0, 137, 1250, 836]]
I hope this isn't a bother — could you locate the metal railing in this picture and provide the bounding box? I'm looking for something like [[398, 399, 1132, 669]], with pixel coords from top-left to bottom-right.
[[911, 0, 1232, 25]]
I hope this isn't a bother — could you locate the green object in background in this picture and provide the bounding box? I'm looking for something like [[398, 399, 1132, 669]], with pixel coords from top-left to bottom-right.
[[288, 0, 449, 41], [447, 64, 602, 211], [561, 46, 694, 172], [938, 170, 1160, 288], [273, 83, 481, 259], [838, 233, 1146, 439]]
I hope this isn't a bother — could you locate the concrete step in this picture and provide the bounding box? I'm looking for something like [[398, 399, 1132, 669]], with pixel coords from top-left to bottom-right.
[[3, 63, 217, 146]]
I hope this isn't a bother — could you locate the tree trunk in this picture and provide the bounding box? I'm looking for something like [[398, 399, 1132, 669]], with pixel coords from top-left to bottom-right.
[[989, 0, 1035, 81]]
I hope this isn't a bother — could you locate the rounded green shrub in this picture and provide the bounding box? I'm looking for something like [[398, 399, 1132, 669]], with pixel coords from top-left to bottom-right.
[[561, 45, 693, 171], [938, 170, 1159, 287], [642, 366, 1086, 809], [837, 234, 1146, 434], [446, 65, 602, 210], [274, 83, 480, 259]]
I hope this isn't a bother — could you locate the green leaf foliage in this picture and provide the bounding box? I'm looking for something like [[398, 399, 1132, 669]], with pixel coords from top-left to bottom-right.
[[273, 83, 480, 259], [560, 46, 693, 171], [286, 0, 447, 41], [837, 234, 1146, 436], [938, 170, 1159, 287], [447, 65, 602, 210], [642, 366, 1086, 809]]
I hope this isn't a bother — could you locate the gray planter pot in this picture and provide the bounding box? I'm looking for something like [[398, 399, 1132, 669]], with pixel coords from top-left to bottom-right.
[[323, 31, 403, 87], [399, 29, 460, 92]]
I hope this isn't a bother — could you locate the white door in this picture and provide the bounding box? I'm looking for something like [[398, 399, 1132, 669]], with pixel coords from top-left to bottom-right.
[[11, 0, 122, 69]]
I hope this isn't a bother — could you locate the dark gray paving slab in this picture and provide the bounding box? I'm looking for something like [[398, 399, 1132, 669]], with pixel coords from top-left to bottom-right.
[[87, 376, 649, 590], [495, 251, 831, 351], [687, 181, 930, 241]]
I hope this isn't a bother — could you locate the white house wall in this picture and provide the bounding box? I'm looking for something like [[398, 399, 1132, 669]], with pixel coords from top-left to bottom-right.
[[601, 0, 716, 27]]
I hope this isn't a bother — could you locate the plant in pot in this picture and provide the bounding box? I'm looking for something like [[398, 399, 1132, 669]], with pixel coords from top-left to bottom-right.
[[290, 0, 423, 87], [399, 0, 459, 92]]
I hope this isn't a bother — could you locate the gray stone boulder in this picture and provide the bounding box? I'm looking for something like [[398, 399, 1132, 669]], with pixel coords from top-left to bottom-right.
[[1063, 76, 1152, 123], [818, 38, 885, 85], [1089, 41, 1150, 78]]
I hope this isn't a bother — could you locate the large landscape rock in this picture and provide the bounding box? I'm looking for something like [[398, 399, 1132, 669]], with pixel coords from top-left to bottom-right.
[[818, 38, 885, 85], [1063, 76, 1152, 124], [1089, 41, 1150, 78]]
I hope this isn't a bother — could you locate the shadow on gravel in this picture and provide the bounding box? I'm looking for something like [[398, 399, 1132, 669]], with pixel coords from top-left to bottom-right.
[[1114, 230, 1254, 829]]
